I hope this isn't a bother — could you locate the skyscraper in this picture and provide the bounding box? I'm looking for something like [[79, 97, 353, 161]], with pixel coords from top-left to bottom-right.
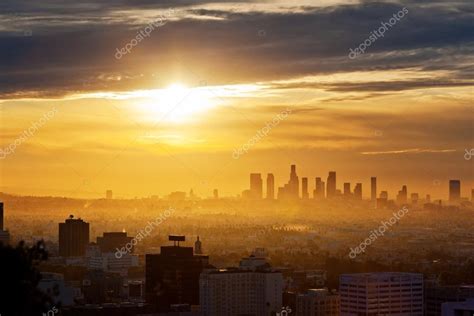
[[339, 273, 423, 316], [194, 236, 203, 254], [58, 215, 90, 257], [289, 164, 300, 198], [354, 183, 362, 200], [396, 185, 408, 204], [266, 173, 275, 199], [277, 165, 299, 199], [449, 180, 461, 203], [302, 177, 309, 199], [146, 236, 208, 311], [371, 177, 377, 202], [213, 189, 218, 199], [343, 183, 351, 197], [0, 202, 10, 245], [250, 173, 263, 199], [327, 171, 336, 198], [314, 177, 325, 199], [106, 190, 113, 200], [0, 202, 3, 231]]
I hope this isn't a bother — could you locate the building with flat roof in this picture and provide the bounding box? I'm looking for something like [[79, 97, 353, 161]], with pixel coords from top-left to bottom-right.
[[200, 249, 282, 316], [296, 288, 339, 316], [339, 272, 423, 316]]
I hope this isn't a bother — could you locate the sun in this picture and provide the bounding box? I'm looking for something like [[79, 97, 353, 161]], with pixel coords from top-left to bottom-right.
[[138, 83, 215, 123]]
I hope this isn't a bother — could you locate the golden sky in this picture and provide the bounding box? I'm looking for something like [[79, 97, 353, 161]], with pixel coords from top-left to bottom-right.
[[0, 0, 473, 199]]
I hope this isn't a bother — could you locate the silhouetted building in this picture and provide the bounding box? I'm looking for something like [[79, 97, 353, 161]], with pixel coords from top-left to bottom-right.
[[194, 236, 202, 255], [411, 193, 419, 204], [0, 202, 10, 245], [250, 173, 263, 199], [314, 178, 325, 199], [371, 177, 377, 203], [278, 165, 300, 199], [146, 235, 209, 311], [106, 190, 113, 200], [396, 185, 408, 204], [296, 288, 340, 316], [59, 215, 90, 257], [97, 232, 133, 253], [343, 183, 351, 197], [354, 183, 362, 200], [302, 177, 309, 199], [267, 173, 275, 199], [326, 172, 336, 198], [449, 180, 461, 203], [213, 189, 218, 199], [426, 194, 431, 203], [168, 191, 186, 201], [0, 201, 3, 230]]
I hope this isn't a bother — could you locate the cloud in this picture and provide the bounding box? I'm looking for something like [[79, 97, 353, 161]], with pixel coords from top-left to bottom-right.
[[0, 0, 472, 98]]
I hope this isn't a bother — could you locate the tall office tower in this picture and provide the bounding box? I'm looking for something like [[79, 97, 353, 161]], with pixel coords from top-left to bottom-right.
[[266, 173, 275, 199], [200, 250, 283, 316], [213, 189, 218, 199], [340, 273, 423, 316], [106, 190, 113, 200], [289, 164, 300, 198], [396, 185, 408, 204], [426, 194, 431, 203], [302, 177, 309, 199], [313, 178, 325, 199], [354, 183, 362, 200], [146, 235, 208, 311], [371, 177, 377, 202], [449, 180, 461, 203], [0, 201, 3, 230], [277, 165, 300, 199], [58, 215, 90, 257], [96, 232, 133, 253], [471, 189, 474, 202], [343, 183, 351, 197], [296, 289, 340, 316], [0, 202, 10, 245], [326, 171, 336, 198], [194, 236, 203, 254], [411, 193, 419, 204], [250, 173, 263, 199]]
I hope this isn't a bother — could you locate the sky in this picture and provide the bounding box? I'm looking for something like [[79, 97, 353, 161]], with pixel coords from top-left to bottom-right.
[[0, 0, 473, 199]]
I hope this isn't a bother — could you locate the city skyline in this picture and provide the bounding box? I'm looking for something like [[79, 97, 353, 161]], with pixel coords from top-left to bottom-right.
[[0, 163, 472, 202]]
